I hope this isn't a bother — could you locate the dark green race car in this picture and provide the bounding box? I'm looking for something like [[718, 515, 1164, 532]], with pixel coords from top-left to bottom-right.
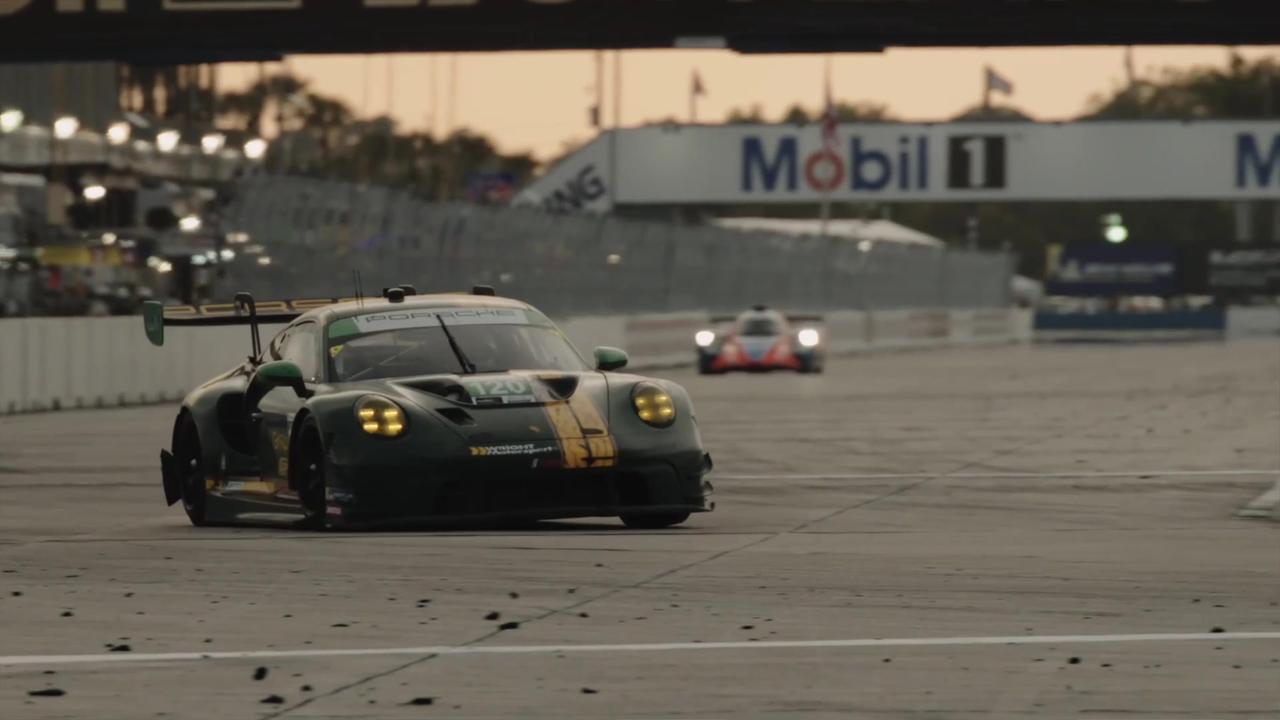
[[143, 287, 714, 529]]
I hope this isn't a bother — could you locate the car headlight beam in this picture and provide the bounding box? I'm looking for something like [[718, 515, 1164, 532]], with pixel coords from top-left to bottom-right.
[[632, 383, 676, 428], [797, 328, 821, 348], [355, 396, 407, 437], [694, 330, 716, 348]]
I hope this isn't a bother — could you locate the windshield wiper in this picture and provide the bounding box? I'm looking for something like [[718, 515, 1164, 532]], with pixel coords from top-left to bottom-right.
[[437, 314, 478, 374]]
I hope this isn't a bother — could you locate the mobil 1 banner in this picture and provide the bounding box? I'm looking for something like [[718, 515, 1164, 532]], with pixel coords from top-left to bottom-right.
[[1208, 248, 1280, 295], [1046, 243, 1180, 297], [609, 121, 1280, 204]]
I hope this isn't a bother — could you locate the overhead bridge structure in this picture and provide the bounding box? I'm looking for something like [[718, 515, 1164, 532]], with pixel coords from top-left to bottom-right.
[[0, 0, 1275, 61]]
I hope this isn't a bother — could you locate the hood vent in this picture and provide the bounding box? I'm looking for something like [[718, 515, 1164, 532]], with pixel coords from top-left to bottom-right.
[[436, 407, 475, 426], [400, 378, 470, 403]]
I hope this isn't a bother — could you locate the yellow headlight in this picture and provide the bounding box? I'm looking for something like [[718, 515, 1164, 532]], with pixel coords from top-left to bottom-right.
[[632, 383, 676, 428], [354, 396, 407, 437]]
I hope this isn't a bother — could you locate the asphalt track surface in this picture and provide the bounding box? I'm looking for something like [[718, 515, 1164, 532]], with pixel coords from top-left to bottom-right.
[[1, 341, 1278, 719]]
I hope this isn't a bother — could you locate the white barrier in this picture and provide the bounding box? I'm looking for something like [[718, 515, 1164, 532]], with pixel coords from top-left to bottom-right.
[[1226, 306, 1280, 339], [0, 308, 1030, 416]]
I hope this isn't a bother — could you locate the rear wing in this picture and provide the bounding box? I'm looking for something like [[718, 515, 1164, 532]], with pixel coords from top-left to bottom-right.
[[142, 294, 347, 353]]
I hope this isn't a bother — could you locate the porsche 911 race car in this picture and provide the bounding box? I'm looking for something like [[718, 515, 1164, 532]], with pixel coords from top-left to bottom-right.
[[143, 287, 714, 529], [694, 306, 824, 374]]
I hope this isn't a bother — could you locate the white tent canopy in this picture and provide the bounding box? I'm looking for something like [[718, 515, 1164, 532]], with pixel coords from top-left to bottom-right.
[[709, 217, 945, 249]]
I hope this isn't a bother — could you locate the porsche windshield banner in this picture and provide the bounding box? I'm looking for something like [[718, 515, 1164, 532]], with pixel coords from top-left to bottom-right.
[[349, 308, 531, 334]]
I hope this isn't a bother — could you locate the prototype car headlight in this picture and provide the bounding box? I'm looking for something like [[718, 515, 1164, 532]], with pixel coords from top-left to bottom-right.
[[632, 382, 676, 428], [694, 330, 716, 348], [355, 396, 407, 437], [797, 328, 821, 348]]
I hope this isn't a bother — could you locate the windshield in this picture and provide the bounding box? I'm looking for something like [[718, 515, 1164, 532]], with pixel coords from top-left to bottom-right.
[[327, 310, 587, 381], [740, 317, 783, 336]]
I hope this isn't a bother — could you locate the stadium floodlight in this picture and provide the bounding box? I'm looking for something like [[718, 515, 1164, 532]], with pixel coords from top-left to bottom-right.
[[106, 121, 131, 146], [243, 137, 268, 160], [857, 240, 873, 253], [219, 248, 236, 262], [0, 108, 23, 134], [82, 184, 107, 202], [256, 256, 273, 267], [200, 132, 226, 155], [53, 115, 80, 139], [156, 129, 181, 153], [1101, 212, 1129, 244], [101, 232, 118, 246], [178, 214, 203, 233]]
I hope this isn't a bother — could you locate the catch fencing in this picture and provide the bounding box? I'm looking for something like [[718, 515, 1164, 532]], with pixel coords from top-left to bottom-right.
[[219, 177, 1013, 317]]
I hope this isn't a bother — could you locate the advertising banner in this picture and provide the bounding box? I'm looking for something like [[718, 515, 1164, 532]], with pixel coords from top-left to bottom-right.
[[1208, 248, 1280, 294], [519, 121, 1280, 210], [1045, 243, 1180, 297]]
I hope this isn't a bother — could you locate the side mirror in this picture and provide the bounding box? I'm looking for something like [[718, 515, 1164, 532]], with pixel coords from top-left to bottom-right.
[[255, 360, 312, 398], [594, 346, 629, 372]]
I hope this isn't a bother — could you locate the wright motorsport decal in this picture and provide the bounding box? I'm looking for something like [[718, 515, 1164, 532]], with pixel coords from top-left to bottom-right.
[[469, 441, 560, 458]]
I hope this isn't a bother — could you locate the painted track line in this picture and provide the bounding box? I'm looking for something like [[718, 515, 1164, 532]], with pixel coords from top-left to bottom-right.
[[3, 632, 1278, 668], [718, 470, 1280, 481]]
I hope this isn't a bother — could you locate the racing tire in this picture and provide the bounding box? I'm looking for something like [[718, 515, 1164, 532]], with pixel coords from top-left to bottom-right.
[[697, 357, 720, 375], [619, 512, 690, 529], [175, 415, 208, 527], [798, 356, 824, 374], [296, 419, 329, 530]]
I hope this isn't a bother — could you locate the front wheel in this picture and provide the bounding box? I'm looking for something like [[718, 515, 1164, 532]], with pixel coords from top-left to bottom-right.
[[620, 512, 690, 529], [296, 419, 328, 529], [175, 415, 207, 527]]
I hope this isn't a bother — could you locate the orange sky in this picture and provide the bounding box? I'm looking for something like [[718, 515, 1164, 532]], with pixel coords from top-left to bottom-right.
[[221, 46, 1278, 161]]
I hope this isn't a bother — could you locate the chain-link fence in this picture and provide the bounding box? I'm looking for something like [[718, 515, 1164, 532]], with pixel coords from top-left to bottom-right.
[[220, 176, 1012, 317]]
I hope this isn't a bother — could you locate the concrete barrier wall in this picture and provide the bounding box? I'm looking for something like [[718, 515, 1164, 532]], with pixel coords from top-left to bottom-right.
[[1226, 306, 1280, 339], [0, 308, 1031, 416]]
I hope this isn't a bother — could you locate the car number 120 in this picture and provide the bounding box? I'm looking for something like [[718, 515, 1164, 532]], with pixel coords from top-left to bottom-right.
[[466, 379, 531, 397]]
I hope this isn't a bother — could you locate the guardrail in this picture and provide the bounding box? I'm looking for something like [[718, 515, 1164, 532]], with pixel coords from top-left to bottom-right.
[[0, 308, 1032, 415]]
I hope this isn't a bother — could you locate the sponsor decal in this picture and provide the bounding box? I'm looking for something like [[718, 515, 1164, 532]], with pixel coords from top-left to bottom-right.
[[351, 308, 529, 334], [1209, 248, 1280, 292], [540, 393, 616, 470], [742, 135, 932, 194], [470, 442, 560, 458], [1046, 243, 1180, 296], [947, 135, 1007, 189], [221, 478, 275, 494], [539, 164, 608, 213], [1237, 133, 1280, 189]]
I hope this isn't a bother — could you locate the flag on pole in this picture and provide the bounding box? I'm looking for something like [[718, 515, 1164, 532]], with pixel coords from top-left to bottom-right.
[[985, 66, 1014, 96], [689, 69, 706, 123], [820, 63, 838, 150]]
